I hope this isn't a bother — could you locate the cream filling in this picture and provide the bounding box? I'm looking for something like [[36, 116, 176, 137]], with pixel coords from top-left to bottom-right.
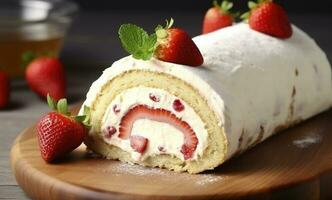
[[101, 86, 208, 161]]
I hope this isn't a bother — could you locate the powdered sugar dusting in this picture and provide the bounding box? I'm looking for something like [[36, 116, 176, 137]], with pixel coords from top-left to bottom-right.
[[109, 162, 224, 185], [111, 162, 170, 176], [293, 134, 322, 148], [194, 175, 224, 186]]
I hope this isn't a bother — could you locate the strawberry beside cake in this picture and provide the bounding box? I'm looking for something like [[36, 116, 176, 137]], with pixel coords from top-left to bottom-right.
[[79, 2, 332, 173]]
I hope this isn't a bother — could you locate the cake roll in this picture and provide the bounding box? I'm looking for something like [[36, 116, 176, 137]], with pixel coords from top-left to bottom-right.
[[80, 23, 332, 173]]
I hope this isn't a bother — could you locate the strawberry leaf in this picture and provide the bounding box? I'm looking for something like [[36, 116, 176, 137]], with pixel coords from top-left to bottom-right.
[[83, 106, 90, 122], [213, 0, 219, 7], [75, 115, 86, 122], [22, 51, 35, 63], [155, 18, 174, 40], [21, 51, 36, 68], [119, 24, 157, 61], [154, 25, 163, 32], [81, 105, 91, 129], [215, 0, 236, 16], [47, 94, 57, 111], [248, 1, 258, 9], [83, 115, 90, 126], [240, 12, 250, 20], [83, 105, 90, 116], [165, 18, 174, 29], [221, 1, 233, 11], [156, 29, 168, 39], [73, 106, 91, 129], [57, 98, 69, 115], [226, 2, 234, 10]]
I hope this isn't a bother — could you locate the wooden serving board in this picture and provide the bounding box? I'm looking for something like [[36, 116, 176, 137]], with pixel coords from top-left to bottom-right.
[[10, 104, 332, 200]]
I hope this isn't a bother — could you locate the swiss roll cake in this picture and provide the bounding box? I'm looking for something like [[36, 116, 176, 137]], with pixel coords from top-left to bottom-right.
[[80, 23, 332, 173]]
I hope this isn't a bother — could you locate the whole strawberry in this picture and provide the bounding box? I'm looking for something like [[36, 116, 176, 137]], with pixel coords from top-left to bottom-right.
[[37, 95, 90, 162], [26, 57, 66, 101], [154, 19, 204, 66], [202, 0, 236, 34], [0, 71, 10, 109], [119, 18, 204, 67], [241, 0, 292, 39]]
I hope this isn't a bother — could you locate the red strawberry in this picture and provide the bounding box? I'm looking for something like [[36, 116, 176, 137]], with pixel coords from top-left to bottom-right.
[[173, 99, 185, 112], [118, 19, 204, 67], [37, 95, 90, 162], [26, 57, 66, 101], [202, 0, 235, 34], [242, 0, 292, 39], [0, 72, 10, 109], [119, 105, 198, 160], [149, 93, 160, 102], [180, 123, 199, 160], [155, 19, 204, 67], [130, 135, 148, 153], [105, 126, 117, 138]]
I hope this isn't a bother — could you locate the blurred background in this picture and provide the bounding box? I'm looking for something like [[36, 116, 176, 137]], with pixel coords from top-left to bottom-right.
[[0, 0, 331, 108], [76, 0, 332, 13], [63, 0, 332, 71], [1, 0, 332, 81]]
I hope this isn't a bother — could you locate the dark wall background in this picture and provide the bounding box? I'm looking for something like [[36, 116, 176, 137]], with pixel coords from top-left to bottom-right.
[[61, 0, 332, 68], [73, 0, 332, 14]]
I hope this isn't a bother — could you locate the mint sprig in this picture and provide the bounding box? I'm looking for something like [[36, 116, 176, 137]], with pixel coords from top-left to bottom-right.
[[119, 24, 157, 60]]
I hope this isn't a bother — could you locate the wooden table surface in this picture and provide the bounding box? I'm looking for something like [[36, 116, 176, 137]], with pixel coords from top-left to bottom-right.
[[1, 11, 331, 199]]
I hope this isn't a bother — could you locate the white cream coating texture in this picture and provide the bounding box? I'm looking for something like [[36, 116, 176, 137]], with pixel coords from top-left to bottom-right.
[[101, 87, 208, 161], [192, 23, 332, 156], [81, 23, 332, 160]]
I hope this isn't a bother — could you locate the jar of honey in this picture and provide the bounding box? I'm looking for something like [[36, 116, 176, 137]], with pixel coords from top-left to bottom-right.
[[0, 0, 78, 78]]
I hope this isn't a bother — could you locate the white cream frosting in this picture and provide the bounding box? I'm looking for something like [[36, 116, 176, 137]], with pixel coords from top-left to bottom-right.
[[193, 23, 332, 155], [81, 23, 332, 160], [101, 86, 208, 161]]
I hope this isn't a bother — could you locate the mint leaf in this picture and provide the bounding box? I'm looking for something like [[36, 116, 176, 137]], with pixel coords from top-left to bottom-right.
[[118, 24, 157, 60], [145, 34, 157, 49], [138, 33, 157, 60]]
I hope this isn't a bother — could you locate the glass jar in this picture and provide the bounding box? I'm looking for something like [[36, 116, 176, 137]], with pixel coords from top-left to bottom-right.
[[0, 0, 78, 78]]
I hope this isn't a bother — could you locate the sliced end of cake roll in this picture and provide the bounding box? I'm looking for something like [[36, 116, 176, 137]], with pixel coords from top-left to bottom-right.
[[81, 57, 227, 173]]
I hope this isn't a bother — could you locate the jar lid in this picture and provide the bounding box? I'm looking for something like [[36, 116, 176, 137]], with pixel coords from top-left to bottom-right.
[[0, 0, 78, 25]]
